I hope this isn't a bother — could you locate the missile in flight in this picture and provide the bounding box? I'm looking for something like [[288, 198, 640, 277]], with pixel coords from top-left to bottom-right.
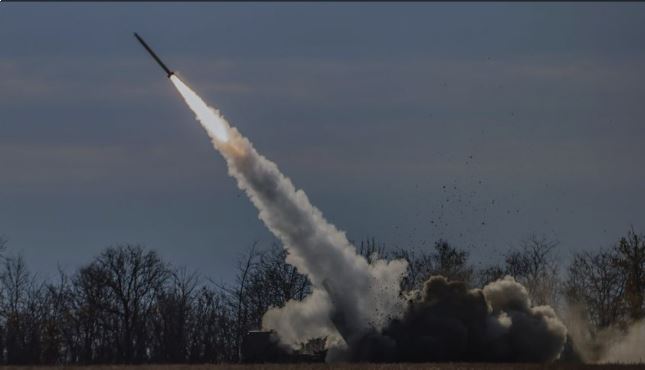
[[134, 32, 174, 77]]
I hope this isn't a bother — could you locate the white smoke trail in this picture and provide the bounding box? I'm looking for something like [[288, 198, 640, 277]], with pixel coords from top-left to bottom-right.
[[170, 75, 408, 347]]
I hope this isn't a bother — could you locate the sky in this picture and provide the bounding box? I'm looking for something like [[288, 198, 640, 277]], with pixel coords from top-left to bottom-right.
[[1, 3, 644, 282]]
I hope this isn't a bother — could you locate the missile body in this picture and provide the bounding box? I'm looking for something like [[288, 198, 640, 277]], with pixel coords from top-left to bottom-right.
[[134, 33, 174, 77]]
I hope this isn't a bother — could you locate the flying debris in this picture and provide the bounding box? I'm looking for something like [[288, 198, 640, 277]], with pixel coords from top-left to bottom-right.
[[134, 32, 174, 77]]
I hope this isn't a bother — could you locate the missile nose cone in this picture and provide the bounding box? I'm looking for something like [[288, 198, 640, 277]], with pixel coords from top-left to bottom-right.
[[134, 32, 174, 78]]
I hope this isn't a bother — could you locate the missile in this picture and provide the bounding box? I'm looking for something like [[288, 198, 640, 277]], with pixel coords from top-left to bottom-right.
[[134, 32, 174, 77]]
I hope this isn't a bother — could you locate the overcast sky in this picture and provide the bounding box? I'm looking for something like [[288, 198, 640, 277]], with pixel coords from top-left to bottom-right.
[[1, 3, 644, 282]]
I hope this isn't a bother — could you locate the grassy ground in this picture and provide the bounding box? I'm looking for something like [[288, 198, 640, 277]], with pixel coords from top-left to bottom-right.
[[2, 364, 644, 370]]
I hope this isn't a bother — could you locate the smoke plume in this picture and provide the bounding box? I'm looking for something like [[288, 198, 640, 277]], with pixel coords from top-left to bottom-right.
[[330, 275, 567, 362], [170, 75, 568, 362], [170, 75, 407, 347], [564, 305, 645, 364], [599, 320, 645, 363]]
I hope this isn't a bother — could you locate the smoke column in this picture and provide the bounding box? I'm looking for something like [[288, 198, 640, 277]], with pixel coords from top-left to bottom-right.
[[169, 75, 408, 347], [169, 75, 568, 362]]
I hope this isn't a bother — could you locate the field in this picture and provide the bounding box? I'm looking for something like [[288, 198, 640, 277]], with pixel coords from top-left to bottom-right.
[[2, 364, 645, 370]]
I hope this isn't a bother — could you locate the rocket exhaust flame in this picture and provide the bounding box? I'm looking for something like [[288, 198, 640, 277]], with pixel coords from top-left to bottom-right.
[[170, 75, 230, 143]]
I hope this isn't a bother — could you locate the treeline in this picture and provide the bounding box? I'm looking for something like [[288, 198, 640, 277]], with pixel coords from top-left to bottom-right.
[[0, 229, 642, 365]]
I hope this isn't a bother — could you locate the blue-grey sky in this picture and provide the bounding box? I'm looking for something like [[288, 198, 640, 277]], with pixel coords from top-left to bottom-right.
[[1, 3, 644, 282]]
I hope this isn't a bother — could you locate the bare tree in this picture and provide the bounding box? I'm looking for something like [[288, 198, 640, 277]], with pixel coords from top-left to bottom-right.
[[392, 240, 473, 292], [42, 268, 75, 364], [431, 240, 474, 283], [476, 264, 506, 287], [221, 242, 312, 360], [0, 243, 239, 365], [501, 235, 560, 306], [390, 247, 434, 292], [0, 230, 638, 365], [0, 255, 46, 364], [189, 285, 236, 362], [150, 266, 200, 363], [612, 228, 645, 321], [566, 249, 626, 329], [0, 255, 32, 317], [357, 238, 387, 264], [73, 244, 170, 363], [246, 244, 310, 322], [214, 243, 260, 362], [566, 229, 645, 330]]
